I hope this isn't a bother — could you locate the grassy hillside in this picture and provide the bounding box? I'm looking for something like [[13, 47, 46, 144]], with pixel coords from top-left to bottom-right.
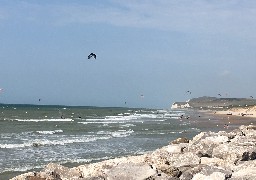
[[188, 96, 256, 109]]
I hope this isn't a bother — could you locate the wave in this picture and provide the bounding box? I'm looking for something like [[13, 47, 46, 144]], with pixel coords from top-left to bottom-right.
[[119, 123, 136, 127], [0, 136, 110, 149], [85, 113, 165, 121], [1, 164, 43, 175], [96, 129, 134, 138], [12, 118, 74, 122], [36, 129, 63, 134], [78, 120, 144, 125], [112, 129, 134, 137], [77, 112, 177, 125], [0, 156, 114, 175]]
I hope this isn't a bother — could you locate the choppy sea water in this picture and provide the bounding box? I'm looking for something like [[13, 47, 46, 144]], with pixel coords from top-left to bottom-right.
[[0, 104, 225, 179]]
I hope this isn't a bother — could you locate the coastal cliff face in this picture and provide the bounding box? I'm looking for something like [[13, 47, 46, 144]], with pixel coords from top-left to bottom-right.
[[11, 125, 256, 180]]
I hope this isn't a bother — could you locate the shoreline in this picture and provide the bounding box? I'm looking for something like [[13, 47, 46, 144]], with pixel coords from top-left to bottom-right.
[[11, 124, 256, 180], [8, 107, 256, 179]]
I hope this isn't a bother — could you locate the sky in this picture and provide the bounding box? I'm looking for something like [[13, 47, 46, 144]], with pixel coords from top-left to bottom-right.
[[0, 0, 256, 108]]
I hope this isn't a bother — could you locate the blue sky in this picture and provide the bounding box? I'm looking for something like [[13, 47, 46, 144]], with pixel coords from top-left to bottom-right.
[[0, 0, 256, 108]]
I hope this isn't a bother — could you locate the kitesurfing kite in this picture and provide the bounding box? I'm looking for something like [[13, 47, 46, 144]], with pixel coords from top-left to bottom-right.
[[186, 90, 192, 94], [88, 53, 96, 59]]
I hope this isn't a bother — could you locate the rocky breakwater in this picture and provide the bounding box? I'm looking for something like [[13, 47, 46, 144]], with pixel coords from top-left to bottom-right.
[[12, 125, 256, 180]]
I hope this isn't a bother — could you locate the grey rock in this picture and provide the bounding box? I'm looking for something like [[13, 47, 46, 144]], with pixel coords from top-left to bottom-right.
[[105, 162, 156, 180], [171, 137, 189, 144]]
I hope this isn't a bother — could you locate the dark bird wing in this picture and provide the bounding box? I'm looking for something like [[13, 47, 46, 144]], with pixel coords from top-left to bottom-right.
[[88, 53, 96, 59]]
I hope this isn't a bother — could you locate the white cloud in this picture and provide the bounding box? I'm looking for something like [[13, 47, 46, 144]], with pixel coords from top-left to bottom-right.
[[3, 0, 256, 37], [51, 0, 256, 37]]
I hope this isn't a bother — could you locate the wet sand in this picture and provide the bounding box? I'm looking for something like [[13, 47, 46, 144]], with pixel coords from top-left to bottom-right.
[[195, 109, 256, 131], [175, 109, 256, 136], [215, 105, 256, 118]]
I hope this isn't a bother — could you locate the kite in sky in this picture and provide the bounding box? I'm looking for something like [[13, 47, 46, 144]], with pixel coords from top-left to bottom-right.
[[186, 90, 191, 94], [88, 53, 96, 59]]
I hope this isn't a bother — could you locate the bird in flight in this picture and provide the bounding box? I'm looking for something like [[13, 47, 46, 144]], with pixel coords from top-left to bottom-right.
[[88, 53, 96, 59]]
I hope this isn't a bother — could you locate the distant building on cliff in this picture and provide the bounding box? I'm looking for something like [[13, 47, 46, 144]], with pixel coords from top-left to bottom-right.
[[171, 102, 191, 109]]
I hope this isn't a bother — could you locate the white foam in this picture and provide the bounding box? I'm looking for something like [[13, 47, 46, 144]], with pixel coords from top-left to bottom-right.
[[96, 129, 134, 138], [13, 118, 74, 122], [36, 129, 63, 134], [0, 136, 110, 149], [120, 123, 136, 127], [1, 164, 43, 174], [111, 129, 134, 138], [170, 117, 180, 119], [68, 156, 112, 164]]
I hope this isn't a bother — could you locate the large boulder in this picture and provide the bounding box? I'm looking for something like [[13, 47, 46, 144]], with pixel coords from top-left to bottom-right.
[[43, 163, 82, 179], [77, 155, 146, 178], [192, 172, 226, 180], [231, 167, 256, 180], [171, 137, 189, 144], [105, 162, 156, 180]]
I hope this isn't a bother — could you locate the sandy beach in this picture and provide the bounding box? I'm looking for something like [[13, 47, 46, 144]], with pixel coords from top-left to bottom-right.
[[215, 105, 256, 118]]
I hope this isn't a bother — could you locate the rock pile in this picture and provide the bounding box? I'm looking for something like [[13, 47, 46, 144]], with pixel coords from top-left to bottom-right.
[[11, 125, 256, 180]]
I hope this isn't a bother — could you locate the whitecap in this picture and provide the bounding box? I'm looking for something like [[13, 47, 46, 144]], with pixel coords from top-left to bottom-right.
[[0, 136, 111, 149], [13, 118, 74, 122], [1, 164, 44, 174], [111, 129, 134, 138], [120, 123, 136, 127], [36, 129, 63, 134]]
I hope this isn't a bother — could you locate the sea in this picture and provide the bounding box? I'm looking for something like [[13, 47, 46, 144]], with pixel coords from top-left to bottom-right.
[[0, 104, 226, 179]]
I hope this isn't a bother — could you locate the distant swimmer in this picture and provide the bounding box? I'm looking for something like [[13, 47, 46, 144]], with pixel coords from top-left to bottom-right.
[[88, 53, 96, 59]]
